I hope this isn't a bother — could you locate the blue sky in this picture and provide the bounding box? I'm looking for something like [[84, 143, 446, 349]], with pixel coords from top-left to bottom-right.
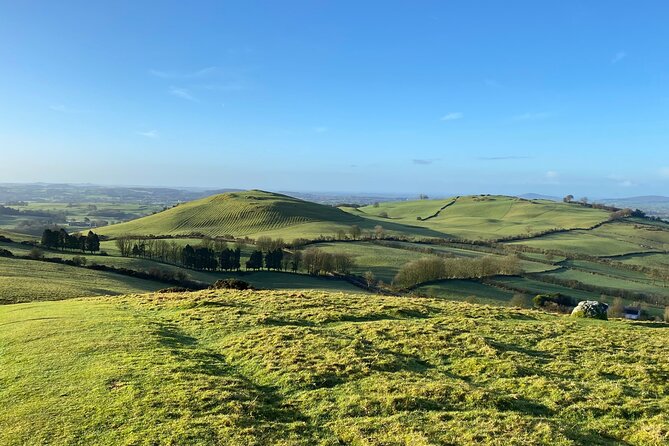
[[1, 1, 668, 197]]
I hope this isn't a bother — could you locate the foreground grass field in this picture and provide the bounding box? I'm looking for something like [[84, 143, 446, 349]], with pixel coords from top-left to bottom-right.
[[1, 290, 668, 445]]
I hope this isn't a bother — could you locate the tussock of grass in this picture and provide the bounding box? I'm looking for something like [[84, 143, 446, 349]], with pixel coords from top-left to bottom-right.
[[1, 290, 668, 445]]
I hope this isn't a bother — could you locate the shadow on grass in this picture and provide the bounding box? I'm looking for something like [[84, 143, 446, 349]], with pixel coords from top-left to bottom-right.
[[149, 319, 334, 442], [153, 322, 198, 348], [627, 321, 668, 329]]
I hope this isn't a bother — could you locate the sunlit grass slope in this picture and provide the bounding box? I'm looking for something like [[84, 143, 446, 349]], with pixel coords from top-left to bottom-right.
[[0, 257, 163, 304], [354, 196, 611, 240], [96, 190, 443, 239], [507, 221, 669, 257], [1, 290, 668, 445], [95, 190, 363, 238]]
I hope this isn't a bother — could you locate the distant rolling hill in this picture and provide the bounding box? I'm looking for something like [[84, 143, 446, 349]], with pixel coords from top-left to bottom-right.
[[96, 191, 616, 241], [95, 190, 369, 239], [350, 195, 612, 240]]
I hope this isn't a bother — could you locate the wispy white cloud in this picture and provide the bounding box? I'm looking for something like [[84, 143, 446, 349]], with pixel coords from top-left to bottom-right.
[[314, 126, 328, 133], [545, 170, 559, 180], [137, 130, 159, 139], [198, 82, 247, 92], [660, 167, 669, 178], [441, 112, 463, 121], [512, 111, 552, 121], [49, 104, 87, 114], [611, 51, 627, 64], [607, 174, 635, 187], [413, 158, 439, 165], [169, 86, 197, 101], [150, 67, 219, 79]]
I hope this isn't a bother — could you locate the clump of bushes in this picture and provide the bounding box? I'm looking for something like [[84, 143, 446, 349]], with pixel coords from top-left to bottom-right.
[[0, 248, 13, 257], [210, 279, 252, 290], [509, 293, 533, 309], [533, 293, 576, 313], [71, 256, 87, 266], [28, 247, 44, 260], [393, 255, 521, 288]]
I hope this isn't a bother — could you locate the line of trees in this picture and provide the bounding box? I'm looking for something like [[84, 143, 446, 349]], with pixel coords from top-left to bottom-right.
[[302, 248, 355, 275], [41, 228, 100, 253], [114, 235, 354, 275], [393, 255, 522, 288]]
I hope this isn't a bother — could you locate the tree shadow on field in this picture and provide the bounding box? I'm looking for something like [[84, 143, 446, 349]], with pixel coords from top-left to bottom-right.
[[152, 321, 198, 348], [486, 339, 553, 363], [627, 321, 668, 329], [562, 426, 632, 446]]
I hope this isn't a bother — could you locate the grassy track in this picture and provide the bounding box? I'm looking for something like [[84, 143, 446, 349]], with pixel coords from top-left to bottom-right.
[[1, 290, 668, 445]]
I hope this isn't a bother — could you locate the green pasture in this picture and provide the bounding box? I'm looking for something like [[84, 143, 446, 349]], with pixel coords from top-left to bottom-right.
[[507, 230, 654, 257], [562, 259, 654, 282], [355, 196, 610, 240], [311, 241, 445, 282], [0, 257, 163, 304], [1, 290, 668, 445], [414, 279, 515, 305], [539, 269, 669, 298], [612, 252, 669, 269]]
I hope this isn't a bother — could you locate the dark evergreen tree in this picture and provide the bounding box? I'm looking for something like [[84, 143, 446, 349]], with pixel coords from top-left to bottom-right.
[[86, 231, 100, 253], [58, 228, 69, 251], [264, 248, 284, 270], [181, 244, 195, 268], [246, 250, 263, 271], [131, 244, 142, 257], [219, 248, 233, 271], [232, 247, 241, 271], [41, 229, 60, 249]]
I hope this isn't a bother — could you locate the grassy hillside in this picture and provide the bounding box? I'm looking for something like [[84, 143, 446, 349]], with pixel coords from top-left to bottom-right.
[[354, 196, 610, 240], [0, 257, 164, 304], [508, 221, 669, 257], [0, 243, 363, 302], [96, 192, 612, 242], [1, 290, 668, 445], [96, 190, 444, 240], [95, 190, 365, 238]]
